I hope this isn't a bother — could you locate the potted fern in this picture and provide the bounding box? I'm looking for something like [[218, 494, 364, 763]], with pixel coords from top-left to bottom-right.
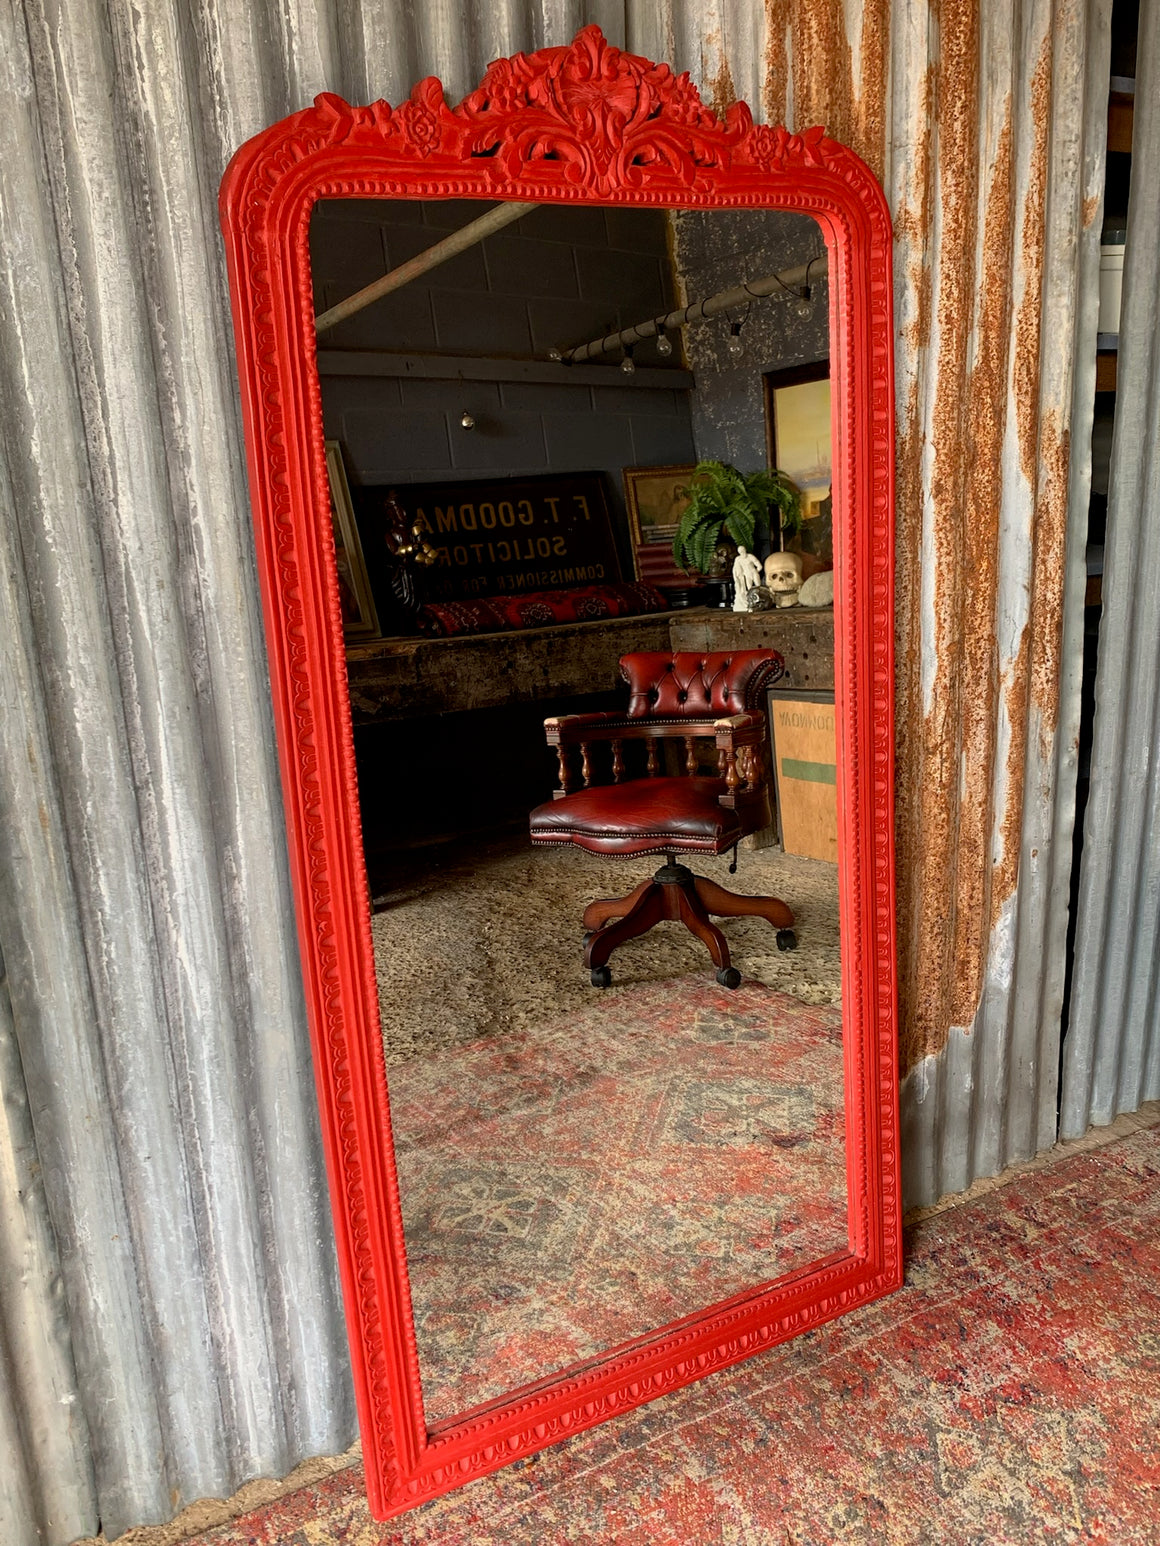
[[672, 461, 802, 577]]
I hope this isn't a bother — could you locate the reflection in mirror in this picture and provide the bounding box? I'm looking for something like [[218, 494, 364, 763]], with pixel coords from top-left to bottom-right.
[[311, 199, 844, 1424]]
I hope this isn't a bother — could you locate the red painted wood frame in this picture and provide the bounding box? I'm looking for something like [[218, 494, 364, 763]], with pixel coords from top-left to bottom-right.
[[219, 26, 900, 1520]]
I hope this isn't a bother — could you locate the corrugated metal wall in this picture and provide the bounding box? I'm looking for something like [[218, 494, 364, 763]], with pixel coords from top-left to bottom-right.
[[1062, 0, 1160, 1136], [0, 1, 1117, 1541], [890, 0, 1110, 1206]]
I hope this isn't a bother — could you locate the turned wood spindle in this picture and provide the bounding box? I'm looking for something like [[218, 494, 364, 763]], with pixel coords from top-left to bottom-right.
[[611, 739, 625, 783], [580, 742, 593, 787], [556, 744, 572, 794], [684, 736, 698, 776], [647, 740, 660, 777], [723, 744, 741, 795]]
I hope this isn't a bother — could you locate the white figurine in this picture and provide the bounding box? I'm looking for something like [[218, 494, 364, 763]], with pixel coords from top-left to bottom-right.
[[731, 545, 763, 611], [764, 549, 804, 607]]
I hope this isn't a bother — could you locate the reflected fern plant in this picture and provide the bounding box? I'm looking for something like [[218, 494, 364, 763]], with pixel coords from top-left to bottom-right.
[[672, 461, 802, 576]]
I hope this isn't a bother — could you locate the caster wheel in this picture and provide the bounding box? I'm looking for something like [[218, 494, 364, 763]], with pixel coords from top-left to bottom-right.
[[716, 966, 742, 990], [583, 931, 595, 947], [776, 929, 797, 952], [590, 966, 612, 988]]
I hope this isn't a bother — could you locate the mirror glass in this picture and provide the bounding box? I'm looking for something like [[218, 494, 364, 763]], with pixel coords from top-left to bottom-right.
[[310, 199, 844, 1425]]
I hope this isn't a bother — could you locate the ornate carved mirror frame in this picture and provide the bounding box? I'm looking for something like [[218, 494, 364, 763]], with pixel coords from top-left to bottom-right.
[[220, 26, 900, 1520]]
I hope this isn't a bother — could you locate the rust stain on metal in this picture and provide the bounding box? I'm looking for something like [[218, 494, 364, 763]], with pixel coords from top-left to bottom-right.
[[985, 36, 1055, 940], [998, 622, 1031, 921], [948, 101, 1016, 1030], [898, 0, 987, 1071], [1016, 41, 1067, 748], [892, 58, 937, 1078], [762, 0, 793, 126], [1028, 413, 1070, 748], [1082, 193, 1100, 228], [703, 31, 739, 117], [1014, 45, 1051, 506], [764, 0, 890, 178], [745, 6, 1073, 1077]]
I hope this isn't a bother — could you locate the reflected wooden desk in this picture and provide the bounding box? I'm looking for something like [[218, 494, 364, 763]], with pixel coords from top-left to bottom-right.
[[344, 610, 672, 724], [667, 606, 835, 692], [344, 607, 834, 724]]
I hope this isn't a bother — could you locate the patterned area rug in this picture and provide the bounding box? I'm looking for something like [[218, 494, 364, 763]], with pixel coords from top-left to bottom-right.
[[387, 979, 847, 1422], [370, 837, 841, 1066], [181, 1122, 1160, 1545]]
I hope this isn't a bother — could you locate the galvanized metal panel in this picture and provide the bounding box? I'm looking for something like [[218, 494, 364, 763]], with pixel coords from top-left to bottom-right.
[[1062, 0, 1160, 1137], [1, 0, 355, 1539], [0, 0, 1115, 1539]]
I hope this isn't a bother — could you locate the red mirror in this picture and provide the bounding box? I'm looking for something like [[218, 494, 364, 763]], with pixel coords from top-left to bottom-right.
[[220, 25, 900, 1520]]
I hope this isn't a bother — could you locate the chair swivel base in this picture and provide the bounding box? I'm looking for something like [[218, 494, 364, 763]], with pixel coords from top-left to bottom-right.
[[581, 860, 796, 989]]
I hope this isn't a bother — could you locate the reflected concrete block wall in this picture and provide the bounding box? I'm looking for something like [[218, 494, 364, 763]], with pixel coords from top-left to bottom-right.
[[312, 199, 697, 566]]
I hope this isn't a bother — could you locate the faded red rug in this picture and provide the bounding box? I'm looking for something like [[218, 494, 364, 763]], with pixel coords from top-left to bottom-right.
[[182, 1121, 1160, 1544], [387, 978, 847, 1422]]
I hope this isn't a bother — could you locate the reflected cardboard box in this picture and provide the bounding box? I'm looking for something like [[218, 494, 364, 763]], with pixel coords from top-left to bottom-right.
[[768, 687, 837, 864]]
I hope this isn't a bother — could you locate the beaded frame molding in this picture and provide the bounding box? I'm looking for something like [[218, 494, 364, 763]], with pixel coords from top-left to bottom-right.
[[220, 25, 900, 1519]]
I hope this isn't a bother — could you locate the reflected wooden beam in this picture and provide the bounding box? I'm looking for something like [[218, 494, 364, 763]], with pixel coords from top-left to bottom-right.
[[561, 255, 829, 364], [315, 201, 539, 334]]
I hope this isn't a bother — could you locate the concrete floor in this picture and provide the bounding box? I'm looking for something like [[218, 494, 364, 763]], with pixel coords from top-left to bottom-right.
[[369, 831, 842, 1065]]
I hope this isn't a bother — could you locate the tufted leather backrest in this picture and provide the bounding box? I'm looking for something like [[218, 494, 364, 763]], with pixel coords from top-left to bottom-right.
[[620, 650, 785, 719]]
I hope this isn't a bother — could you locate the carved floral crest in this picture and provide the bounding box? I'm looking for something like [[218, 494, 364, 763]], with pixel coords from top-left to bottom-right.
[[308, 26, 838, 196]]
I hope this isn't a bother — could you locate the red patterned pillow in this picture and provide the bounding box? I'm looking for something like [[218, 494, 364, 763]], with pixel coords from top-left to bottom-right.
[[418, 582, 668, 637], [491, 582, 669, 629], [417, 598, 511, 637]]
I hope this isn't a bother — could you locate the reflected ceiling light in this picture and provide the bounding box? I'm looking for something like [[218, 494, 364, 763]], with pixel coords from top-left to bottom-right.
[[459, 410, 476, 430], [620, 345, 636, 375], [655, 323, 673, 357], [727, 320, 745, 359], [796, 286, 814, 319]]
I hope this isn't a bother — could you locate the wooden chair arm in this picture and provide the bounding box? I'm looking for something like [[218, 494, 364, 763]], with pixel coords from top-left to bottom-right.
[[545, 707, 772, 803], [545, 715, 752, 795], [713, 715, 771, 808], [543, 713, 637, 744], [546, 715, 734, 745], [712, 712, 766, 736]]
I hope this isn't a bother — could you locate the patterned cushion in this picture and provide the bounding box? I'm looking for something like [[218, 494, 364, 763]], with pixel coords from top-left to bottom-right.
[[419, 582, 669, 638], [416, 598, 510, 637]]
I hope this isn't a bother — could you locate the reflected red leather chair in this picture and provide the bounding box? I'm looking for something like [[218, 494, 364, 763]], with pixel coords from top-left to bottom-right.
[[529, 650, 796, 988]]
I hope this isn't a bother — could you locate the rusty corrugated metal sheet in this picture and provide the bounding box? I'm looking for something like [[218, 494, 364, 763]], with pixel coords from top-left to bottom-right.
[[0, 2, 1109, 1541]]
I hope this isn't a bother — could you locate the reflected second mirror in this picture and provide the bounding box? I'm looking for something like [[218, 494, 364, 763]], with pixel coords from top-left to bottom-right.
[[313, 198, 848, 1424]]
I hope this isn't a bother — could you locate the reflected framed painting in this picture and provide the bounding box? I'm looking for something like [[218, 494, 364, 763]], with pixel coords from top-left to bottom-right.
[[622, 463, 696, 550], [764, 363, 833, 573]]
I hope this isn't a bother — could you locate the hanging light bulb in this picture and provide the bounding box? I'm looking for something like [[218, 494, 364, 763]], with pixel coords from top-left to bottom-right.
[[620, 345, 636, 376], [727, 320, 745, 359], [459, 410, 476, 430], [795, 286, 813, 319], [655, 323, 673, 357], [547, 347, 563, 362]]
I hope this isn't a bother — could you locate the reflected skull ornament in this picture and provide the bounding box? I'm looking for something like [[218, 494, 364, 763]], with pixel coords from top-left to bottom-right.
[[764, 550, 804, 605]]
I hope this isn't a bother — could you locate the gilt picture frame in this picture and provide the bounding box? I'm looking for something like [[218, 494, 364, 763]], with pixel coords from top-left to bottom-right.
[[622, 463, 697, 551]]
